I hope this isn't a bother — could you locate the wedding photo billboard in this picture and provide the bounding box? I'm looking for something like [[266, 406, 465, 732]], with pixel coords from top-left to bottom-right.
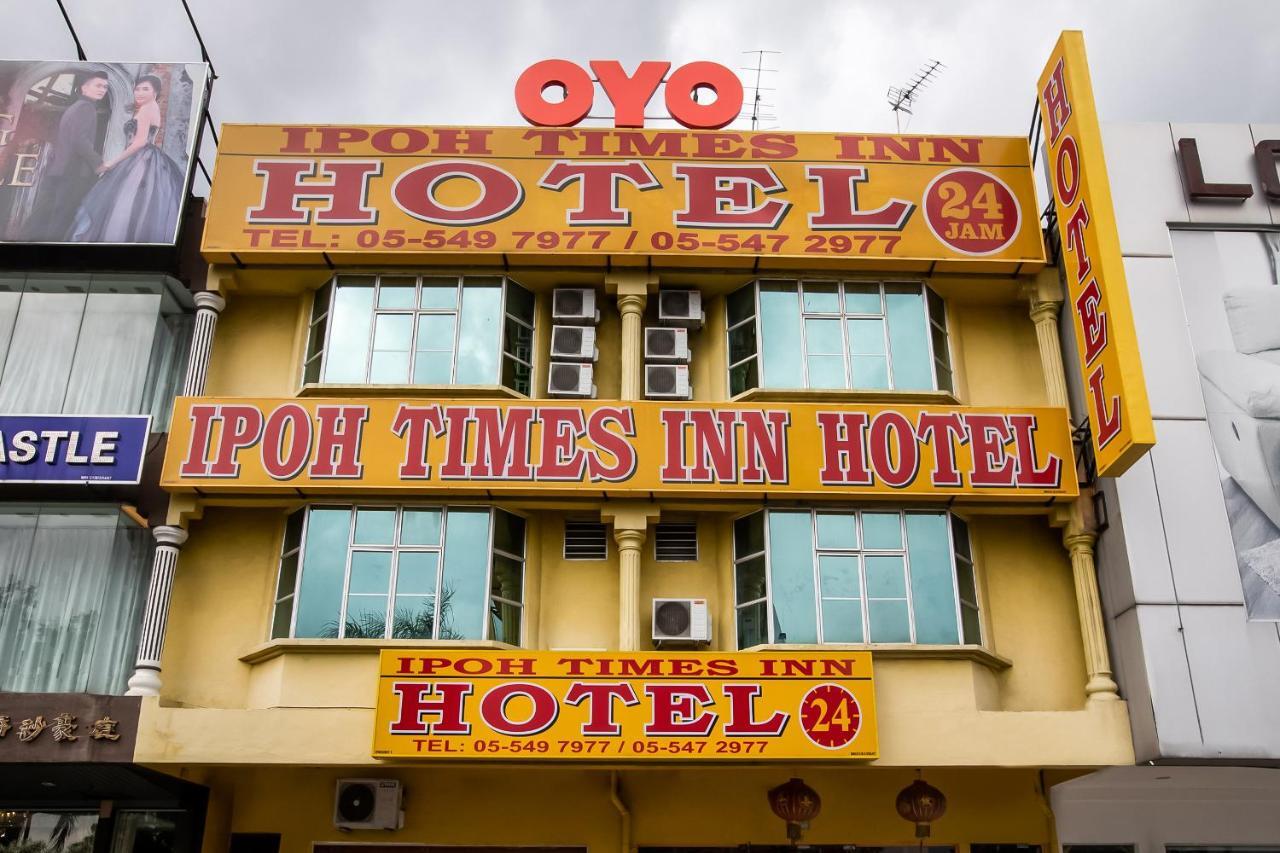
[[0, 60, 209, 246]]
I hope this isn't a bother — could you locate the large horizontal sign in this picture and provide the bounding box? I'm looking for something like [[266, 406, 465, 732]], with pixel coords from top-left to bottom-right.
[[202, 125, 1046, 270], [0, 415, 150, 484], [0, 60, 209, 245], [373, 650, 877, 760], [161, 397, 1076, 500], [1038, 32, 1154, 476]]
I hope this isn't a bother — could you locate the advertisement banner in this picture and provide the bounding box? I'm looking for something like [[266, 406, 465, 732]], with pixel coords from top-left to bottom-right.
[[1038, 32, 1155, 476], [201, 124, 1046, 271], [0, 60, 209, 246], [0, 414, 150, 484], [373, 650, 877, 761], [161, 397, 1076, 500], [1171, 230, 1280, 620]]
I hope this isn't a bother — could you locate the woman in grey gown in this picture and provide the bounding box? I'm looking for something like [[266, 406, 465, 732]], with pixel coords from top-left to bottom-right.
[[68, 75, 185, 243]]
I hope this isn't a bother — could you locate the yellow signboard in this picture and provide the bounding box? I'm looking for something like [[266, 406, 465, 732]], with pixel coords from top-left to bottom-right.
[[373, 650, 878, 761], [202, 125, 1045, 271], [1038, 32, 1155, 476], [161, 397, 1077, 500]]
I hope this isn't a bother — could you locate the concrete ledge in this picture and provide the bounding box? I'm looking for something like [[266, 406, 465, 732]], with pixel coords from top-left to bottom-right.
[[135, 697, 1134, 768], [239, 638, 518, 666]]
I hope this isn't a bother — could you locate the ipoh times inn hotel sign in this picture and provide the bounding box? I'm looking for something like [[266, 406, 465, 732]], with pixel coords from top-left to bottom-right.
[[375, 650, 878, 760], [201, 56, 1047, 271]]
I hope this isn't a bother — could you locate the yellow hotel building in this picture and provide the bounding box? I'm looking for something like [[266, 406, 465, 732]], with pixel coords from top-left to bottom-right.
[[123, 38, 1138, 853]]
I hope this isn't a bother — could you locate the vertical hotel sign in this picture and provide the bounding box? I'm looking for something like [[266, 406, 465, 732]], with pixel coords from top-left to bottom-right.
[[1038, 31, 1154, 477]]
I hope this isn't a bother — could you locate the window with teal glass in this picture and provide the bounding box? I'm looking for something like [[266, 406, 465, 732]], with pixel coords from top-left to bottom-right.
[[731, 508, 979, 648], [274, 505, 526, 644], [305, 274, 534, 394], [726, 279, 951, 394]]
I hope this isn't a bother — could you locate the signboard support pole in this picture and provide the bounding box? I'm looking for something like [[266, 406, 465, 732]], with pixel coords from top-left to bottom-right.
[[126, 525, 189, 696], [182, 291, 227, 396]]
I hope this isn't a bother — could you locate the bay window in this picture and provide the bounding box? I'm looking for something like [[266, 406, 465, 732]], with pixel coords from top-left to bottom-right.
[[0, 505, 152, 693], [733, 508, 979, 648], [727, 279, 952, 395], [304, 273, 535, 395], [0, 273, 192, 429], [273, 505, 526, 645]]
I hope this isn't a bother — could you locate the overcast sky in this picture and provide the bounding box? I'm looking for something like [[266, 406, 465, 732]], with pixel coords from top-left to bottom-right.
[[3, 0, 1278, 193]]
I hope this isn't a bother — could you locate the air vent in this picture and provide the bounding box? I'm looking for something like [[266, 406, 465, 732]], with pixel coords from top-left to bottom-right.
[[655, 522, 698, 561], [645, 364, 691, 399], [552, 287, 599, 324], [652, 598, 711, 643], [564, 521, 608, 560], [548, 362, 595, 398], [550, 325, 598, 362], [644, 327, 690, 363], [657, 289, 704, 329]]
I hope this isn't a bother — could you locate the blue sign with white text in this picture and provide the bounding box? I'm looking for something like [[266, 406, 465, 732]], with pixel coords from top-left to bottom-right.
[[0, 415, 151, 484]]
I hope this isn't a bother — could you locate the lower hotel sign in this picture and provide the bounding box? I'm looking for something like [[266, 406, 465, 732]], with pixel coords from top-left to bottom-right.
[[373, 650, 878, 760]]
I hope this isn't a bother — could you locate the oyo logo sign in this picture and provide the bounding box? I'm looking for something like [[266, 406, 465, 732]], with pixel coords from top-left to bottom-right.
[[515, 60, 744, 130]]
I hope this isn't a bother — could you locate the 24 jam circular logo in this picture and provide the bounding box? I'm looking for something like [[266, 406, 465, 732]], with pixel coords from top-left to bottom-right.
[[798, 683, 862, 749], [923, 168, 1021, 256]]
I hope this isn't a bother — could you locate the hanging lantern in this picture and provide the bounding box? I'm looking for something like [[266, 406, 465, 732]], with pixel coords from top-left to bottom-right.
[[895, 777, 947, 838], [768, 777, 822, 844]]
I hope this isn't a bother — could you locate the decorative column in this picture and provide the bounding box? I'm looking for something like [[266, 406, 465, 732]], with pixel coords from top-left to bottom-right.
[[126, 525, 189, 697], [614, 528, 646, 652], [606, 272, 658, 402], [1064, 516, 1120, 702], [182, 291, 227, 396], [1023, 271, 1069, 407], [602, 502, 661, 652]]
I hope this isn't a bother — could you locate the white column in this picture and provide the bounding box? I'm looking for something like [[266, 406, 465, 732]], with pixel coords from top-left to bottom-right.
[[613, 528, 646, 651], [617, 292, 647, 402], [126, 525, 189, 697], [182, 291, 226, 396]]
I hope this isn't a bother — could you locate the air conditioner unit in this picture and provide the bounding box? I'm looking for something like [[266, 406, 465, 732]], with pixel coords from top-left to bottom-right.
[[550, 325, 598, 362], [644, 326, 690, 363], [334, 779, 403, 831], [657, 289, 704, 329], [552, 288, 600, 325], [547, 362, 596, 398], [645, 364, 691, 400], [652, 598, 712, 643]]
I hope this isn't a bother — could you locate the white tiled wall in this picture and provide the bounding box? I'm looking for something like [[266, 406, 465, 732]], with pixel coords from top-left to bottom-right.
[[1098, 122, 1280, 761]]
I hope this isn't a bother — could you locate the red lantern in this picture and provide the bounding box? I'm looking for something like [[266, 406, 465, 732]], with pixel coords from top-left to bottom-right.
[[895, 777, 947, 838], [768, 777, 822, 844]]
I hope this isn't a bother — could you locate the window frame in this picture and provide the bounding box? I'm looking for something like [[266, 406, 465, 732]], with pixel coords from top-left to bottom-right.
[[726, 278, 952, 394], [305, 273, 535, 393], [731, 507, 976, 649], [274, 503, 527, 645]]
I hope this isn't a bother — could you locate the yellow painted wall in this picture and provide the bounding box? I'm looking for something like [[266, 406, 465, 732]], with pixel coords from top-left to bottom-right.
[[188, 764, 1072, 853], [149, 265, 1133, 774]]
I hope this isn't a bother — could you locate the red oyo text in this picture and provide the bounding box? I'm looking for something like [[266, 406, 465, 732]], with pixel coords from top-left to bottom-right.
[[514, 59, 744, 129]]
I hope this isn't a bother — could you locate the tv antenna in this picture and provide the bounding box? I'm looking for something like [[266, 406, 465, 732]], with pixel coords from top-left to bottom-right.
[[741, 49, 780, 130], [887, 59, 945, 133]]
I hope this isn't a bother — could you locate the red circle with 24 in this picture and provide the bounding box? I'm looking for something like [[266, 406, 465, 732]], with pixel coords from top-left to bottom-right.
[[923, 168, 1021, 256], [799, 683, 862, 749]]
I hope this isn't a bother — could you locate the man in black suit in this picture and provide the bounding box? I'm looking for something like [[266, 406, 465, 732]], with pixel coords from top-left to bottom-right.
[[28, 70, 109, 241]]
